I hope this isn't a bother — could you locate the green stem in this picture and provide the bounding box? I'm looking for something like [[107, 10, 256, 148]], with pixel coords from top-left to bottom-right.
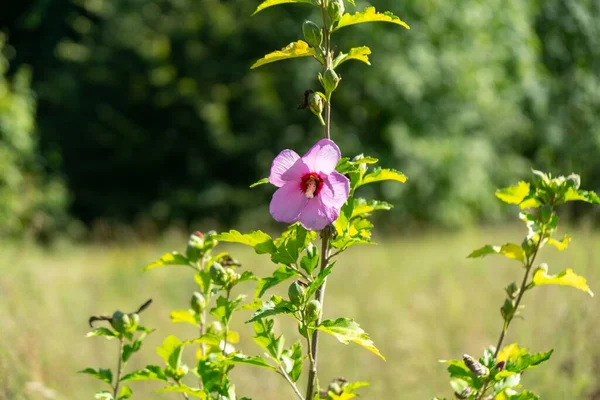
[[113, 337, 125, 399], [279, 366, 306, 400], [476, 229, 545, 400]]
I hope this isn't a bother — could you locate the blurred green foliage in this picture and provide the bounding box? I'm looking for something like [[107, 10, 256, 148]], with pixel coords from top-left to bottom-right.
[[1, 0, 599, 233], [0, 34, 67, 238]]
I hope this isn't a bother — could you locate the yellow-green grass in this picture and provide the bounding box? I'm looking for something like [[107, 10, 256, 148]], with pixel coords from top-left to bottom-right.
[[1, 226, 599, 399]]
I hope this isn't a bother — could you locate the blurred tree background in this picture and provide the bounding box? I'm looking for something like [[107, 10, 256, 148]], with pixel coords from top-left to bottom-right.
[[0, 0, 599, 237]]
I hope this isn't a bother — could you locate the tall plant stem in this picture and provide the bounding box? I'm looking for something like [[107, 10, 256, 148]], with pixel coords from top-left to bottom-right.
[[113, 337, 125, 399], [476, 230, 545, 400]]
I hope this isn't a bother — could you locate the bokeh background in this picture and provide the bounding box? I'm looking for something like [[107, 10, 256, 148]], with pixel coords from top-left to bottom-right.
[[1, 0, 599, 399]]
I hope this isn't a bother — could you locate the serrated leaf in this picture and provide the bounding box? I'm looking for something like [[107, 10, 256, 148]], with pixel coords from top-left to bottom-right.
[[251, 41, 316, 69], [79, 368, 113, 385], [247, 296, 295, 323], [358, 167, 407, 188], [143, 252, 189, 271], [547, 235, 570, 251], [86, 327, 118, 339], [333, 46, 372, 68], [255, 265, 298, 298], [496, 182, 530, 206], [317, 318, 385, 360], [334, 7, 410, 31], [533, 268, 594, 296], [122, 365, 168, 382], [170, 310, 198, 326], [118, 386, 133, 400], [467, 243, 525, 263], [215, 229, 277, 255], [156, 385, 206, 398], [250, 177, 269, 188], [252, 0, 314, 15]]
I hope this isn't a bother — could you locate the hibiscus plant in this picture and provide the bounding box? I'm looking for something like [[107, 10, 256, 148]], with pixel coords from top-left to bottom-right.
[[80, 1, 600, 399]]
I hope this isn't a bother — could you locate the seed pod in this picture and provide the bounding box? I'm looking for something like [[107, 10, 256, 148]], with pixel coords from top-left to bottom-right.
[[463, 354, 488, 377], [191, 292, 206, 314], [288, 281, 306, 306], [306, 300, 322, 322], [110, 310, 130, 334], [303, 20, 323, 49], [322, 68, 341, 94], [210, 263, 228, 286], [327, 0, 345, 24]]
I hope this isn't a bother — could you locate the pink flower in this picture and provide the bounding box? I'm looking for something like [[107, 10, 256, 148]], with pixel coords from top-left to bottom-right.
[[269, 139, 350, 231]]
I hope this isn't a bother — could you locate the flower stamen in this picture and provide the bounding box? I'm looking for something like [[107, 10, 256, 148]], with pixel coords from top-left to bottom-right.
[[301, 172, 323, 199]]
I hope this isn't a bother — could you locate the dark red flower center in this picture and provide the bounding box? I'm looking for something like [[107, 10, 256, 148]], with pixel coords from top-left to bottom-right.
[[301, 172, 323, 199]]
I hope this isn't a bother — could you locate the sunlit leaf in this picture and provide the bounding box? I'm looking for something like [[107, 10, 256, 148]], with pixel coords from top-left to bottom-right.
[[563, 187, 600, 205], [495, 182, 530, 206], [281, 341, 303, 382], [215, 230, 277, 255], [532, 267, 594, 296], [546, 235, 570, 251], [351, 198, 393, 218], [121, 366, 168, 382], [251, 41, 316, 69], [249, 177, 269, 188], [357, 167, 407, 188], [333, 46, 372, 68], [118, 386, 133, 400], [229, 354, 276, 370], [317, 318, 385, 360], [247, 296, 295, 323], [156, 335, 184, 369], [86, 327, 118, 339], [255, 265, 298, 298], [334, 7, 410, 31], [508, 391, 540, 400], [253, 319, 285, 359], [170, 309, 198, 326], [156, 385, 206, 398], [467, 243, 525, 263], [79, 368, 113, 385], [252, 0, 314, 15], [143, 252, 189, 271]]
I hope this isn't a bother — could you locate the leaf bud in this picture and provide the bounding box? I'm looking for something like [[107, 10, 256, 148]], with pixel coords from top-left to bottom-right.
[[462, 354, 488, 377], [501, 298, 514, 321], [225, 267, 240, 287], [110, 310, 130, 334], [210, 262, 228, 286], [186, 231, 204, 262], [191, 292, 206, 314], [322, 68, 341, 94], [327, 0, 345, 25], [303, 20, 323, 49], [306, 299, 322, 322], [505, 282, 519, 299], [288, 281, 306, 306]]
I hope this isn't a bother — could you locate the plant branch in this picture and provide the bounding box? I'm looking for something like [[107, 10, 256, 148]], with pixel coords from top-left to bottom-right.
[[279, 366, 306, 400], [112, 337, 125, 399]]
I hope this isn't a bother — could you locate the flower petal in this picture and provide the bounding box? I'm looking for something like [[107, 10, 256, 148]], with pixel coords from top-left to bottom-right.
[[269, 149, 301, 187], [299, 198, 338, 231], [320, 171, 350, 210], [270, 182, 308, 224], [301, 139, 341, 174]]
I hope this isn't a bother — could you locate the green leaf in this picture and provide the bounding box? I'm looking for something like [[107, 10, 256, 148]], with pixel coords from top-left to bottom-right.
[[211, 295, 246, 325], [508, 391, 540, 400], [156, 385, 206, 398], [79, 368, 113, 385], [332, 216, 374, 250], [357, 167, 407, 188], [216, 229, 277, 255], [170, 309, 198, 326], [271, 224, 315, 264], [253, 319, 285, 359], [143, 252, 189, 271], [251, 41, 316, 69], [281, 341, 303, 382], [305, 262, 335, 299], [351, 198, 393, 218], [118, 386, 133, 400], [230, 354, 276, 370], [496, 182, 530, 206], [250, 177, 269, 188], [300, 243, 319, 275], [532, 267, 594, 296], [121, 366, 168, 382], [255, 265, 298, 298], [547, 235, 570, 251], [123, 338, 145, 363], [156, 335, 184, 369], [333, 46, 372, 68], [563, 187, 600, 205], [86, 327, 118, 339], [317, 318, 385, 360], [467, 243, 525, 263], [334, 7, 410, 32], [247, 296, 295, 323], [252, 0, 314, 15]]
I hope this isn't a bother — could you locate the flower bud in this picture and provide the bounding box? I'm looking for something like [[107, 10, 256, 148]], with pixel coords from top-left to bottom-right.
[[303, 20, 323, 49], [186, 231, 204, 262], [111, 310, 130, 334], [308, 92, 324, 116], [306, 300, 322, 322], [225, 267, 239, 287], [327, 0, 345, 25], [203, 231, 218, 251], [288, 281, 306, 306], [328, 382, 342, 395], [128, 312, 140, 331], [462, 354, 488, 377], [322, 68, 341, 94], [191, 292, 206, 314], [210, 263, 228, 286]]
